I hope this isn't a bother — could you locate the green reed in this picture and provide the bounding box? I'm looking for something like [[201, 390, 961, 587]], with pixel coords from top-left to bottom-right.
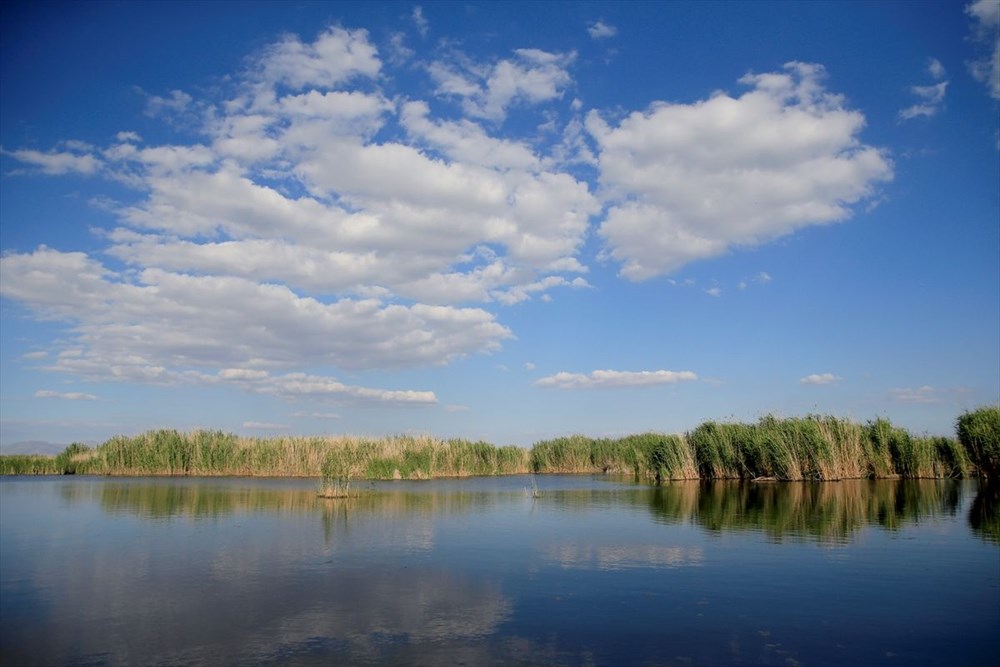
[[1, 410, 987, 482], [0, 454, 61, 475], [957, 405, 1000, 479], [685, 415, 968, 481], [530, 432, 698, 480]]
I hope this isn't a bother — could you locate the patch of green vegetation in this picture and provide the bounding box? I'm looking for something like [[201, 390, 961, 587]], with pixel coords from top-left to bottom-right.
[[0, 454, 59, 475], [957, 406, 1000, 479], [3, 409, 989, 483]]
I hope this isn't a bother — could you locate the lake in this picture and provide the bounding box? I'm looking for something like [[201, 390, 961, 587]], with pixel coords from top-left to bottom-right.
[[1, 475, 998, 666]]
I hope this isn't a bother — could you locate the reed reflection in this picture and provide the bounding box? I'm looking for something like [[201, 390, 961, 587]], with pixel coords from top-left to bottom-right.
[[649, 479, 964, 544], [969, 482, 1000, 544], [89, 476, 971, 547]]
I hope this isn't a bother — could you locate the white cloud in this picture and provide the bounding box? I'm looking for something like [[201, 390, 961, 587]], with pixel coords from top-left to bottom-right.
[[252, 373, 437, 404], [966, 0, 1000, 100], [243, 421, 289, 430], [144, 90, 193, 118], [524, 362, 536, 371], [21, 351, 48, 360], [2, 23, 610, 414], [889, 385, 943, 404], [704, 287, 722, 297], [35, 390, 98, 401], [588, 62, 893, 280], [412, 6, 429, 37], [0, 247, 495, 401], [428, 48, 576, 121], [799, 373, 842, 385], [535, 369, 698, 389], [899, 59, 949, 121], [927, 57, 947, 81], [256, 26, 381, 90], [291, 411, 342, 419], [388, 32, 414, 64], [2, 148, 101, 175], [587, 21, 618, 39]]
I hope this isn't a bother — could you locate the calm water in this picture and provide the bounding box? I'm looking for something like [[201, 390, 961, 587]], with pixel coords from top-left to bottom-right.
[[1, 475, 998, 666]]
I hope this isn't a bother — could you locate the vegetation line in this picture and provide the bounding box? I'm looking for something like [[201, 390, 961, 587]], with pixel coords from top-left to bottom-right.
[[1, 407, 998, 483]]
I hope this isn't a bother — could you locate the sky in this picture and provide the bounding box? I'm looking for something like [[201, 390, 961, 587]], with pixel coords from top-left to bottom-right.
[[1, 1, 998, 452]]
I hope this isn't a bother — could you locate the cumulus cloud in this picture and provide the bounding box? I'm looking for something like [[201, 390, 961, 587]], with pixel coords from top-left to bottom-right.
[[0, 247, 472, 403], [899, 58, 949, 121], [428, 48, 576, 121], [3, 24, 598, 401], [799, 373, 842, 385], [587, 21, 618, 39], [34, 390, 98, 401], [255, 26, 381, 90], [966, 0, 1000, 99], [588, 62, 892, 280], [535, 369, 698, 389]]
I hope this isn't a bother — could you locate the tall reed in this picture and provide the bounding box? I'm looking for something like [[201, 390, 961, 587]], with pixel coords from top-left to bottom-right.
[[957, 406, 1000, 479], [530, 432, 697, 480]]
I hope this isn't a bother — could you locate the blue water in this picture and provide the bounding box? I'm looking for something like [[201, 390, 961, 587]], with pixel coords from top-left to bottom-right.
[[1, 476, 998, 666]]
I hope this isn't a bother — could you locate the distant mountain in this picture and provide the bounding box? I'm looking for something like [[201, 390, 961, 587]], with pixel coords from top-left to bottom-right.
[[1, 441, 67, 456]]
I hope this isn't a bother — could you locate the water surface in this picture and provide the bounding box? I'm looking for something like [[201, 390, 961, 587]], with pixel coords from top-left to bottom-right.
[[1, 475, 998, 666]]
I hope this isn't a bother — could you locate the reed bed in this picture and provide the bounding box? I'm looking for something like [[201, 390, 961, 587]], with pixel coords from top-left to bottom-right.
[[1, 409, 995, 481], [531, 433, 698, 480], [957, 406, 1000, 479], [0, 455, 61, 475], [686, 415, 970, 481]]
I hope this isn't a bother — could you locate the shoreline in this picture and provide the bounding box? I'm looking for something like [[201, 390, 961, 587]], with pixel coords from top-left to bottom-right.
[[3, 407, 997, 482]]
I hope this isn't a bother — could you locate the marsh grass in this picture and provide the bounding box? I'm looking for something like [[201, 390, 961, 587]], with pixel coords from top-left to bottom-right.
[[9, 430, 531, 482], [957, 406, 1000, 479], [686, 415, 967, 481], [0, 455, 61, 475], [0, 412, 983, 482], [530, 433, 698, 480]]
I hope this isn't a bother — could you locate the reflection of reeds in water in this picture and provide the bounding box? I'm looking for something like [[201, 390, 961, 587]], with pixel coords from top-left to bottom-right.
[[88, 476, 976, 548], [969, 482, 1000, 544], [677, 479, 963, 544]]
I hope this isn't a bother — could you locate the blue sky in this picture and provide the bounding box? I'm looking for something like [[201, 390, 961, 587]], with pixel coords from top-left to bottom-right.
[[1, 1, 997, 452]]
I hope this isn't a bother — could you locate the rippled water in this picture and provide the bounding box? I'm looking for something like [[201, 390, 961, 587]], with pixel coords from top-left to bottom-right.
[[1, 475, 998, 666]]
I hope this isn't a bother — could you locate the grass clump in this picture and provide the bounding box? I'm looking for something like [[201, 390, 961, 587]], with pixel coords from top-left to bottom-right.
[[957, 406, 1000, 479], [686, 415, 966, 481], [530, 432, 697, 481], [0, 455, 60, 475]]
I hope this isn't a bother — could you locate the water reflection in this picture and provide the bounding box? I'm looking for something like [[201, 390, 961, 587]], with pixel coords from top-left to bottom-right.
[[85, 476, 971, 546], [2, 476, 997, 666], [650, 479, 964, 544], [969, 482, 1000, 543], [543, 543, 704, 570]]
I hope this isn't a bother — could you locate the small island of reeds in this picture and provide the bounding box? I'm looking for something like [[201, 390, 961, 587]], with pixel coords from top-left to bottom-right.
[[2, 407, 998, 486]]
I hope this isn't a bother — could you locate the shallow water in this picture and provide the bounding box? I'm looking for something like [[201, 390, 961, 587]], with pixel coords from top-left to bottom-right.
[[1, 475, 997, 666]]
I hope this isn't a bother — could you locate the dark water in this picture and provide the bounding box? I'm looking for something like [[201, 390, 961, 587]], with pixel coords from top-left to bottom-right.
[[1, 476, 998, 666]]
